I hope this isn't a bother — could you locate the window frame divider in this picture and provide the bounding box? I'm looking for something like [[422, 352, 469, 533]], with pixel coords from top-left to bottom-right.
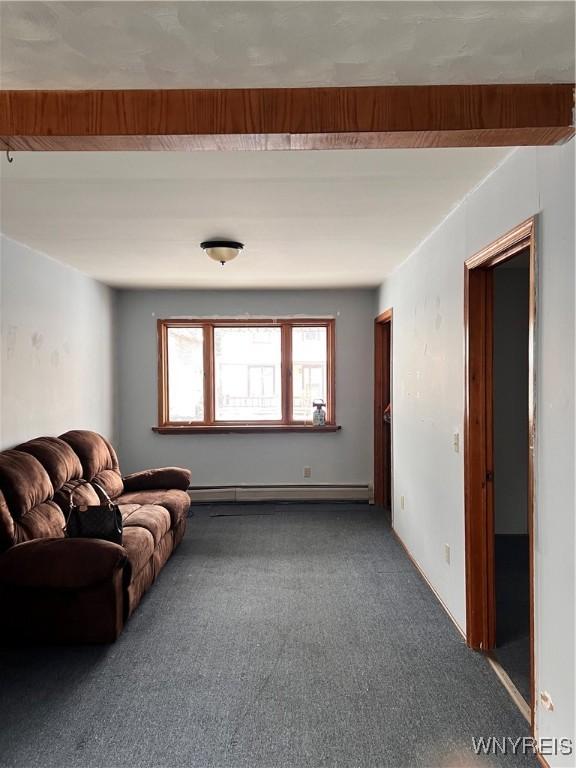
[[203, 322, 215, 424], [281, 323, 292, 425]]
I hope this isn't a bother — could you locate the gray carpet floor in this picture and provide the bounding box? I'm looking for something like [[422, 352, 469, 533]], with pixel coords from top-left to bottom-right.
[[494, 535, 531, 704], [0, 503, 536, 768]]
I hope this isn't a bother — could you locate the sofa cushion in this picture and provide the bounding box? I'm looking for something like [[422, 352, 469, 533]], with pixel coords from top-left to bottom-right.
[[10, 502, 66, 546], [127, 561, 155, 617], [123, 467, 191, 493], [0, 451, 53, 519], [116, 489, 190, 528], [15, 436, 83, 491], [119, 504, 140, 519], [15, 436, 100, 509], [59, 430, 124, 499], [57, 480, 101, 512], [122, 504, 171, 546], [91, 470, 124, 499], [0, 451, 64, 550], [122, 526, 155, 577], [0, 537, 127, 589]]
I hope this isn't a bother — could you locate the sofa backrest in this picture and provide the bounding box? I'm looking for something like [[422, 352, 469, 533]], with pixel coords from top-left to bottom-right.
[[59, 431, 124, 499], [0, 451, 65, 551], [15, 436, 100, 510]]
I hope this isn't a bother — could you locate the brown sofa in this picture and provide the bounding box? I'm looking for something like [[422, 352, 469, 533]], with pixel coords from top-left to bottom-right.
[[0, 430, 190, 643]]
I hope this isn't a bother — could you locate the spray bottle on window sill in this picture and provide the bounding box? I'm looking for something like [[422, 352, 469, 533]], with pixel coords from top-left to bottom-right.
[[312, 399, 327, 426]]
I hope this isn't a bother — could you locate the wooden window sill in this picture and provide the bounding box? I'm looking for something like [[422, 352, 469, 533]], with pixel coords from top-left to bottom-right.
[[152, 425, 342, 434]]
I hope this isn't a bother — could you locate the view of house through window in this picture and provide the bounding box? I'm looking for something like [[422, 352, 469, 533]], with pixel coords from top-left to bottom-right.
[[215, 326, 282, 421], [292, 326, 328, 421], [160, 319, 334, 427], [167, 326, 204, 422]]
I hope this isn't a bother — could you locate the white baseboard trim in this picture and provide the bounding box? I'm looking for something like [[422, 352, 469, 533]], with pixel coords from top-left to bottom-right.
[[485, 652, 531, 723], [189, 484, 371, 503], [391, 525, 467, 642]]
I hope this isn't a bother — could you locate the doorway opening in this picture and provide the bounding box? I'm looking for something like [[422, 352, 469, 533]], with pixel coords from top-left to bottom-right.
[[374, 309, 393, 514], [464, 218, 536, 725], [492, 250, 531, 706]]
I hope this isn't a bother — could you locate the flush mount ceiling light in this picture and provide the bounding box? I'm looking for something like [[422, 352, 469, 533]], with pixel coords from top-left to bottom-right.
[[201, 239, 244, 266]]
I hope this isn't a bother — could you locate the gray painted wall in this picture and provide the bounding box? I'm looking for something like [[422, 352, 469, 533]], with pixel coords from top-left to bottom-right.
[[378, 143, 575, 763], [493, 261, 529, 535], [0, 235, 115, 448], [116, 289, 376, 485]]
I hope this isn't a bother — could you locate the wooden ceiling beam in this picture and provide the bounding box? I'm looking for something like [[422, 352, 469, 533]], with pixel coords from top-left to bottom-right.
[[1, 84, 573, 151]]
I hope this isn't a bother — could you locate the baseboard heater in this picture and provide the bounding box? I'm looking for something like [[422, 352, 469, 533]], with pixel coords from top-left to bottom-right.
[[189, 484, 372, 503]]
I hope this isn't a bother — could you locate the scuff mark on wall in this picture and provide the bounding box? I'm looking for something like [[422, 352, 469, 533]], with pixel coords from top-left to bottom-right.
[[31, 332, 44, 350], [1, 235, 115, 449], [6, 325, 18, 359]]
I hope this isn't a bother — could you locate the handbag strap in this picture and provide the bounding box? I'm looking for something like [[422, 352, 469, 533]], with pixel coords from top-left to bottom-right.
[[66, 479, 113, 521], [92, 481, 114, 508], [65, 479, 87, 530], [67, 479, 89, 514]]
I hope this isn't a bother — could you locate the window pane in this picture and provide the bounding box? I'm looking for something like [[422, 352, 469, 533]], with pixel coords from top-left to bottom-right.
[[167, 327, 204, 422], [292, 327, 328, 421], [215, 327, 282, 421]]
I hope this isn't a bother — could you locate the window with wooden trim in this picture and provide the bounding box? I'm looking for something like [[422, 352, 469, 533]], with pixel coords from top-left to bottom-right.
[[156, 319, 336, 432]]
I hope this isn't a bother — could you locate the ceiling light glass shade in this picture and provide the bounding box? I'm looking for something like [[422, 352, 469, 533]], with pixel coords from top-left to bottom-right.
[[201, 240, 244, 265]]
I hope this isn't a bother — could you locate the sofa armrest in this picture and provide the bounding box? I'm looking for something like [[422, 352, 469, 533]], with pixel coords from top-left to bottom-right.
[[122, 467, 191, 492], [0, 537, 128, 590]]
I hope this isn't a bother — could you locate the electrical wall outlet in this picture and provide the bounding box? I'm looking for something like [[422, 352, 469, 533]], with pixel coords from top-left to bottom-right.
[[444, 543, 451, 565], [303, 466, 311, 478], [453, 432, 460, 453], [400, 495, 405, 510]]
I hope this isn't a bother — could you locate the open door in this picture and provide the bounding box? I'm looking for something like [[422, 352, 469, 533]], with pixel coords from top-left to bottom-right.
[[374, 309, 393, 510], [464, 218, 536, 725]]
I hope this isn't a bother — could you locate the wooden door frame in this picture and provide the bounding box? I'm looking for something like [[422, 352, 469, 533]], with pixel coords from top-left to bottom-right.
[[464, 217, 536, 722], [374, 309, 393, 509]]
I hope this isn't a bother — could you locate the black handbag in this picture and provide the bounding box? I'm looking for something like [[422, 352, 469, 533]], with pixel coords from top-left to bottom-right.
[[65, 480, 123, 545]]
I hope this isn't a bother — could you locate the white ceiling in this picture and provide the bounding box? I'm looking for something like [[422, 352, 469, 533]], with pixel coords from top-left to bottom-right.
[[1, 1, 574, 89], [0, 148, 511, 288], [0, 2, 570, 288]]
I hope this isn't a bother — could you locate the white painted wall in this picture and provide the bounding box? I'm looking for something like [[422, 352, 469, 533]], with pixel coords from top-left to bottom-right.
[[0, 235, 115, 448], [116, 289, 375, 485], [493, 262, 530, 536], [378, 143, 575, 763]]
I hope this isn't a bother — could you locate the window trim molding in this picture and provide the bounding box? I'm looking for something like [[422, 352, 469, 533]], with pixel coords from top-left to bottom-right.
[[152, 425, 342, 434], [156, 317, 336, 430]]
